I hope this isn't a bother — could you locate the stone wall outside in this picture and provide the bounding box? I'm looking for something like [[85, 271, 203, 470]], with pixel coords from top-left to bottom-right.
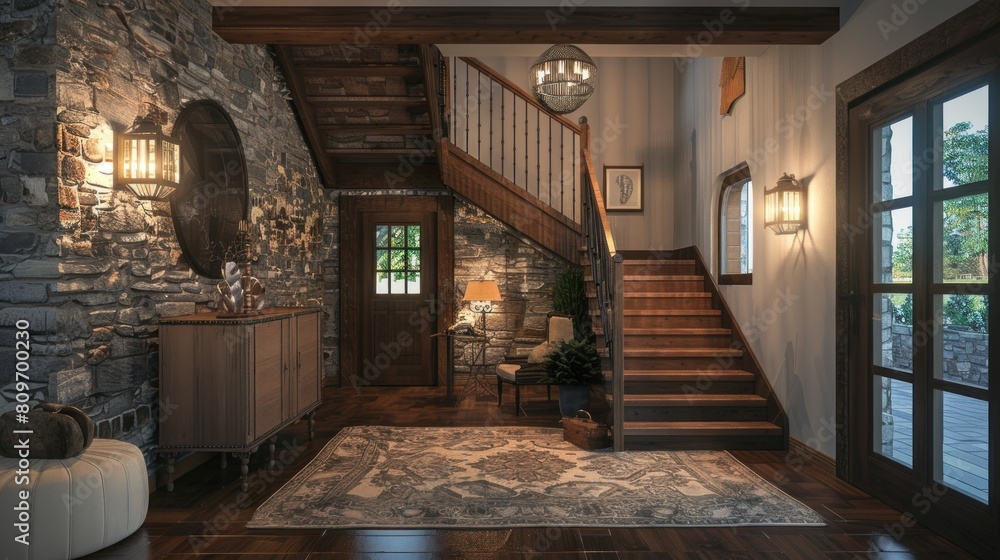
[[0, 0, 324, 470], [891, 324, 989, 387]]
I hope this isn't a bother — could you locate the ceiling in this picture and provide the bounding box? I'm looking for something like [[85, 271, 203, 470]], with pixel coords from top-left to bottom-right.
[[210, 1, 855, 188]]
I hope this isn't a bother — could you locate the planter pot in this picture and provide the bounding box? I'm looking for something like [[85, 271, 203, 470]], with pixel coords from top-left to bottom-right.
[[558, 384, 591, 417]]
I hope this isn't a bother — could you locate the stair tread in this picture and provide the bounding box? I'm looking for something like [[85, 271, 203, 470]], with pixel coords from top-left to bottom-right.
[[623, 421, 783, 436], [624, 394, 767, 406], [589, 292, 712, 298], [592, 309, 722, 316], [596, 328, 732, 335], [602, 348, 743, 357], [587, 275, 704, 282], [625, 259, 696, 264], [620, 370, 754, 380]]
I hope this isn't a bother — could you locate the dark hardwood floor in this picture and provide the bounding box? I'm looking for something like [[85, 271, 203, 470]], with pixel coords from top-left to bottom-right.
[[88, 384, 976, 559]]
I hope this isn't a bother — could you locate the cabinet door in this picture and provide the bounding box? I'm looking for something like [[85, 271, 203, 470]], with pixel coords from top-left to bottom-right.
[[254, 320, 283, 441], [296, 312, 321, 414]]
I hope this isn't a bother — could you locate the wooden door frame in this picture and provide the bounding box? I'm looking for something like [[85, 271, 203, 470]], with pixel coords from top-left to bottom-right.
[[836, 2, 1000, 556], [340, 194, 454, 388]]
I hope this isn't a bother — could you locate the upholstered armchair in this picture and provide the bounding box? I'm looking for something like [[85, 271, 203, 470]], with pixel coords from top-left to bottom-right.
[[495, 313, 574, 415]]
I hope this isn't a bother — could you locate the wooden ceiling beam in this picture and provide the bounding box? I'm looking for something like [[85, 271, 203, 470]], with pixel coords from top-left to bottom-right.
[[308, 96, 428, 108], [274, 45, 339, 188], [320, 125, 433, 136], [295, 65, 424, 78], [213, 7, 839, 45]]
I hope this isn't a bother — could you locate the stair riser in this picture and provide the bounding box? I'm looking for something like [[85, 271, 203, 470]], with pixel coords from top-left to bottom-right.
[[622, 356, 743, 370], [623, 262, 696, 275], [623, 435, 785, 451], [624, 380, 755, 394], [622, 334, 732, 348], [625, 279, 705, 292], [624, 406, 768, 422], [624, 298, 713, 311], [624, 316, 722, 328]]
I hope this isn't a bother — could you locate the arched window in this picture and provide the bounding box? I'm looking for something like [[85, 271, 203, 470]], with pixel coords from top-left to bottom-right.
[[718, 164, 753, 284]]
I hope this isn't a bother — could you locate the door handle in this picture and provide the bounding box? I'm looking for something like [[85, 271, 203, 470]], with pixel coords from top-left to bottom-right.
[[839, 291, 862, 336]]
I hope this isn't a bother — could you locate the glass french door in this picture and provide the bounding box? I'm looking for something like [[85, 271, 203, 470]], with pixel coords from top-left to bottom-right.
[[848, 49, 997, 554]]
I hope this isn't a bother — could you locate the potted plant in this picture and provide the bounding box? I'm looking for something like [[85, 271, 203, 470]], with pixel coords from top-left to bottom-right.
[[540, 337, 603, 417]]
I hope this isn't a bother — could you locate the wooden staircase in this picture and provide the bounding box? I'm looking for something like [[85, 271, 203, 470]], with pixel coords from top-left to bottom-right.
[[588, 249, 788, 451]]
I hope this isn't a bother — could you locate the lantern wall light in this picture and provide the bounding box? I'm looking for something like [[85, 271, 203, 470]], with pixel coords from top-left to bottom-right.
[[764, 173, 806, 234], [115, 114, 180, 200]]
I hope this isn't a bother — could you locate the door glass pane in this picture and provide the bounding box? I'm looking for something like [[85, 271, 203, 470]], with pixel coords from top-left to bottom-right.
[[391, 271, 407, 293], [935, 391, 989, 503], [407, 250, 421, 271], [390, 250, 406, 271], [873, 207, 913, 284], [938, 85, 989, 189], [407, 272, 421, 294], [391, 225, 406, 247], [407, 225, 421, 247], [376, 249, 389, 271], [935, 194, 989, 283], [935, 294, 989, 388], [874, 375, 914, 468], [375, 225, 389, 247], [376, 271, 389, 294], [874, 293, 913, 373], [873, 117, 913, 203]]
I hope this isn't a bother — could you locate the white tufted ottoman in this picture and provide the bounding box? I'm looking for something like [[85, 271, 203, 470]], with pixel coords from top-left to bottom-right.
[[0, 438, 148, 560]]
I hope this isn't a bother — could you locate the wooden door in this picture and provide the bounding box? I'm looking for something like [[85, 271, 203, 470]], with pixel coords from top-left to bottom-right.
[[357, 211, 438, 385], [845, 36, 997, 554]]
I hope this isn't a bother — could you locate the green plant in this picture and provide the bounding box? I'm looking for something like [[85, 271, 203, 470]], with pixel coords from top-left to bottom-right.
[[540, 338, 603, 386], [553, 266, 591, 339]]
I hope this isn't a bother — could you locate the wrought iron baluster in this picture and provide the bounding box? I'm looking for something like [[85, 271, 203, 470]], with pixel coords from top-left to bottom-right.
[[476, 69, 482, 160], [489, 78, 494, 171], [464, 62, 469, 152], [559, 127, 565, 219], [501, 88, 505, 180], [548, 118, 552, 210], [524, 99, 529, 189]]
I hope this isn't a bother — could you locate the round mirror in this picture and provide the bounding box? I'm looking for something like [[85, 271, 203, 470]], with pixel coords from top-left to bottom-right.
[[171, 100, 249, 279]]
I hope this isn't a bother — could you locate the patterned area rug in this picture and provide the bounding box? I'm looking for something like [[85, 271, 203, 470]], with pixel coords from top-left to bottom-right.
[[248, 426, 825, 529]]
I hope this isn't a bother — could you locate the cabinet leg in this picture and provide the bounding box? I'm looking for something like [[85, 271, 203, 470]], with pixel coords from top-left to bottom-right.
[[220, 452, 227, 470], [165, 453, 176, 492], [234, 452, 252, 492], [307, 411, 316, 442], [268, 436, 277, 470]]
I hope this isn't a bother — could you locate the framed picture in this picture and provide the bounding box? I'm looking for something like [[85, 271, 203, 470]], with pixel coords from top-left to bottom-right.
[[603, 165, 643, 212]]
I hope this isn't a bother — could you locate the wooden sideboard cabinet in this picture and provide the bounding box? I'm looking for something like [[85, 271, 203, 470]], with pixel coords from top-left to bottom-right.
[[158, 307, 322, 491]]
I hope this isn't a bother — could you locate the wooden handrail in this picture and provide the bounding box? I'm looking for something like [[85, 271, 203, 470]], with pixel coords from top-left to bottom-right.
[[460, 57, 582, 134], [582, 148, 616, 256], [579, 118, 624, 452]]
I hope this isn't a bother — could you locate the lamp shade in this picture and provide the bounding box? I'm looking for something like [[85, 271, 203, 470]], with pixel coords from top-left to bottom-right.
[[463, 280, 502, 302], [116, 117, 180, 200], [529, 44, 597, 115], [764, 173, 806, 234]]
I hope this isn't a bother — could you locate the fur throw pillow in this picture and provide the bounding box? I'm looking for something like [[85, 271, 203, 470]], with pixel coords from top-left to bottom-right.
[[0, 403, 95, 459]]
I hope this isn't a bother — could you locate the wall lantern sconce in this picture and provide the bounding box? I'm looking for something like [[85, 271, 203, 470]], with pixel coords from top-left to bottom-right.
[[115, 114, 180, 200], [462, 280, 502, 332], [529, 44, 598, 115], [764, 173, 806, 234]]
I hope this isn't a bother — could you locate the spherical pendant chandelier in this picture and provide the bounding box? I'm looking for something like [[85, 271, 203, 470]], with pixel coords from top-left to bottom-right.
[[529, 44, 598, 115]]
